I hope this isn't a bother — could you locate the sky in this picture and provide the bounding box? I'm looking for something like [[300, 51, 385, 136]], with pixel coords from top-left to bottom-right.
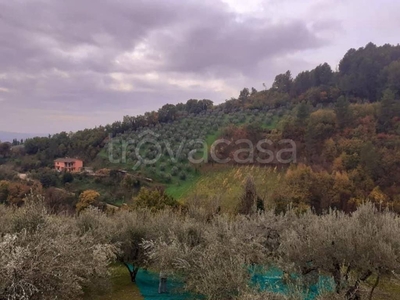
[[0, 0, 399, 134]]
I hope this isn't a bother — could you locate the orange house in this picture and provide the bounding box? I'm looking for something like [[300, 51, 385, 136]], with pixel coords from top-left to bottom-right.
[[54, 158, 83, 173]]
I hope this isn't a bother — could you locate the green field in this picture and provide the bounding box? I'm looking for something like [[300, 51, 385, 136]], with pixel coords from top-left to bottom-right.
[[165, 171, 201, 200]]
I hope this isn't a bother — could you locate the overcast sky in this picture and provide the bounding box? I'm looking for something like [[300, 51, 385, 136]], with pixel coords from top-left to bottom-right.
[[0, 0, 399, 134]]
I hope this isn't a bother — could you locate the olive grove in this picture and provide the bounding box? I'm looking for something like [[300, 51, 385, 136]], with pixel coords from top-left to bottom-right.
[[0, 194, 399, 300]]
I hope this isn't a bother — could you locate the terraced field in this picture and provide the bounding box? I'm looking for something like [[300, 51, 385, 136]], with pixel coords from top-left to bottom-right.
[[99, 107, 284, 186]]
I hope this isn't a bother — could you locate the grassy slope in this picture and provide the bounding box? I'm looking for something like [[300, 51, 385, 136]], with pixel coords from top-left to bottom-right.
[[179, 165, 282, 213], [165, 128, 223, 199], [165, 171, 201, 200], [166, 115, 282, 202], [89, 112, 282, 203]]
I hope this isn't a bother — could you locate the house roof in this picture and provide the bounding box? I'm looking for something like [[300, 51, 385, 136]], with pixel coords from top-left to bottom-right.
[[54, 158, 82, 163]]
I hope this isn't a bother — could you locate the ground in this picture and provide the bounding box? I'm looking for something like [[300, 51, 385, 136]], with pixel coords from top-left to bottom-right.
[[84, 265, 143, 300]]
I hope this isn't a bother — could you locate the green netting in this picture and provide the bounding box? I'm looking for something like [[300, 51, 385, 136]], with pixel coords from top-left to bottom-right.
[[131, 264, 334, 300], [251, 266, 335, 300]]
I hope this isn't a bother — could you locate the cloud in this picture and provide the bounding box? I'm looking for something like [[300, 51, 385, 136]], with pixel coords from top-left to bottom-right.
[[157, 20, 324, 75], [1, 0, 397, 133]]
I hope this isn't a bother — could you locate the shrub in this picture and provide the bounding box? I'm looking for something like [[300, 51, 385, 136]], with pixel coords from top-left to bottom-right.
[[179, 172, 187, 181], [0, 180, 9, 204], [171, 166, 179, 176], [76, 190, 100, 212], [45, 187, 77, 214], [133, 187, 179, 211], [159, 163, 167, 172], [62, 172, 74, 184], [0, 165, 17, 181], [39, 171, 59, 188], [163, 174, 172, 183]]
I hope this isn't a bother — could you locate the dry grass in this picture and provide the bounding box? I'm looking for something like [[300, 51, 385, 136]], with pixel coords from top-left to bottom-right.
[[183, 165, 282, 213], [84, 265, 143, 300]]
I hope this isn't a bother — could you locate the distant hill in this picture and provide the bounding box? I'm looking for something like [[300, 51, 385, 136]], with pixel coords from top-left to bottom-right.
[[0, 131, 45, 143]]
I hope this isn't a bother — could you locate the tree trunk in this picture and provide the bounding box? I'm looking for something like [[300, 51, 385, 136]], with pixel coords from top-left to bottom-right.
[[345, 270, 372, 300], [158, 271, 168, 294], [344, 266, 351, 283], [368, 274, 380, 300], [333, 263, 342, 293], [123, 263, 139, 283]]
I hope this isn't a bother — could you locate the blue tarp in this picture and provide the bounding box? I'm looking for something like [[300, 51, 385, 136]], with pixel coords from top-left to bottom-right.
[[132, 267, 194, 300], [251, 266, 334, 299], [130, 264, 334, 300]]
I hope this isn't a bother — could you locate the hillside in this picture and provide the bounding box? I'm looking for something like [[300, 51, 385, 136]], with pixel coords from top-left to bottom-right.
[[1, 42, 400, 300], [1, 42, 400, 214]]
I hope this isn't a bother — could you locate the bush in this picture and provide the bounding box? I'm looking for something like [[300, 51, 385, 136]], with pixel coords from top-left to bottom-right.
[[62, 172, 74, 184], [171, 166, 179, 176], [39, 171, 59, 188], [0, 165, 17, 181], [133, 187, 179, 211], [159, 163, 167, 172], [179, 172, 187, 181], [45, 187, 77, 214], [163, 174, 172, 183], [76, 190, 100, 212]]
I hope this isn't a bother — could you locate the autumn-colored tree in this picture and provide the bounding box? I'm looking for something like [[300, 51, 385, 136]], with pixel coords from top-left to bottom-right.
[[133, 187, 178, 211], [322, 138, 337, 164], [332, 171, 354, 211], [310, 170, 335, 212], [368, 186, 388, 209], [76, 190, 100, 212], [284, 164, 314, 205], [6, 182, 32, 206]]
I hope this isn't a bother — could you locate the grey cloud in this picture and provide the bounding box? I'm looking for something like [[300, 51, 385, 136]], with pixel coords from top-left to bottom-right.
[[0, 0, 339, 133], [0, 0, 179, 73], [0, 0, 327, 74], [158, 20, 325, 75]]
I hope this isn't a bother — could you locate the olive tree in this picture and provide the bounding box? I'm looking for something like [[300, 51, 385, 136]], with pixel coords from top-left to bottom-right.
[[0, 196, 116, 300], [280, 203, 400, 299], [144, 211, 285, 300]]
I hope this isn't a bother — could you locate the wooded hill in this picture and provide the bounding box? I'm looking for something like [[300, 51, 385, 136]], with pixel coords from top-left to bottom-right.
[[1, 42, 400, 213]]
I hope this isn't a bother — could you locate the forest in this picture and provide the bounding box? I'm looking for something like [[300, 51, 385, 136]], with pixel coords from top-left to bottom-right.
[[1, 42, 400, 299]]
